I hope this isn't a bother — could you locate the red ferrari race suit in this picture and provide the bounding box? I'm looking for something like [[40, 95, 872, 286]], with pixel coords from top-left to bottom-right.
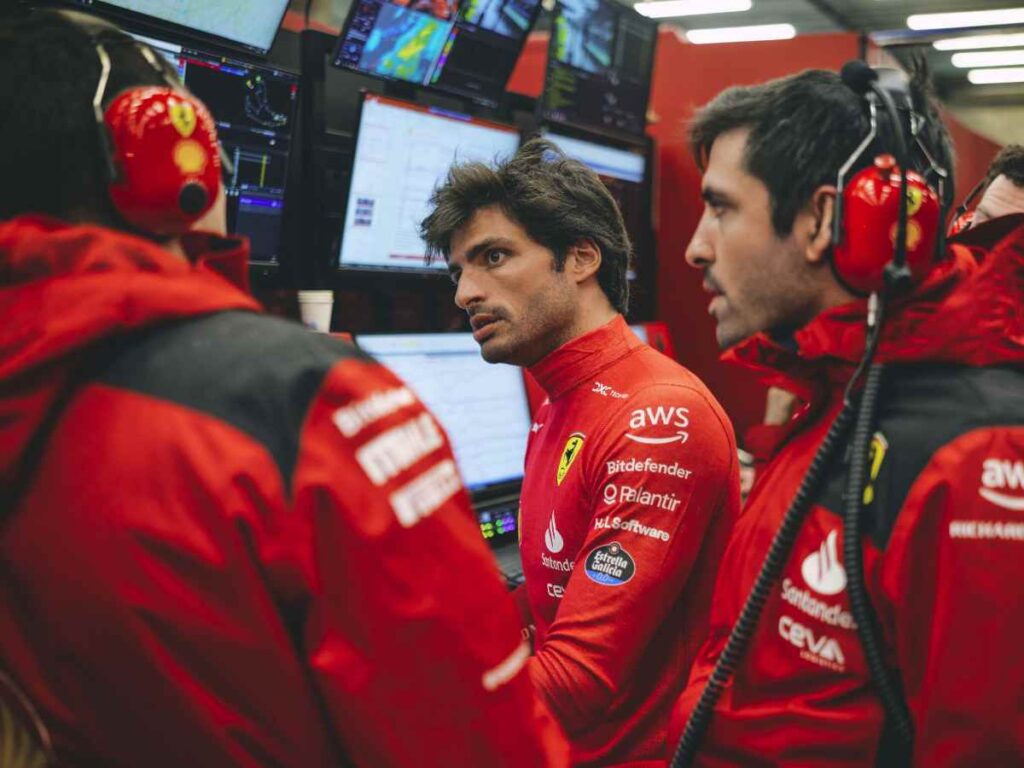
[[670, 214, 1024, 766], [0, 216, 568, 768], [519, 315, 741, 766]]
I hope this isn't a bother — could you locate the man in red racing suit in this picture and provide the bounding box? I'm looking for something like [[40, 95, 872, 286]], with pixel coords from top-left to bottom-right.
[[521, 317, 740, 766], [421, 139, 740, 765], [671, 68, 1024, 765], [0, 11, 567, 767]]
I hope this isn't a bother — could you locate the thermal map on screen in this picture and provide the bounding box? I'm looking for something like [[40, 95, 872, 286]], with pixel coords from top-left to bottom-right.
[[335, 0, 541, 104], [75, 0, 290, 54], [339, 94, 519, 271]]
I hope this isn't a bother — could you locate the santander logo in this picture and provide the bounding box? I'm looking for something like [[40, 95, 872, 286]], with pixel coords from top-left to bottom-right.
[[544, 511, 564, 554], [801, 530, 847, 596], [980, 458, 1024, 511]]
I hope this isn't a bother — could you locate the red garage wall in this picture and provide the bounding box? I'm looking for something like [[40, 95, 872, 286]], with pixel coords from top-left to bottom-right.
[[509, 29, 1001, 441]]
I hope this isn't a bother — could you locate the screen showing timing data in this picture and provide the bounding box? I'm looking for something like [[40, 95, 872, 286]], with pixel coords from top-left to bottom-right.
[[339, 94, 519, 272]]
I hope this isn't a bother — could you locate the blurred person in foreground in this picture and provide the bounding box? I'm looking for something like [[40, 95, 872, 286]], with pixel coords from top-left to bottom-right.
[[0, 9, 567, 766]]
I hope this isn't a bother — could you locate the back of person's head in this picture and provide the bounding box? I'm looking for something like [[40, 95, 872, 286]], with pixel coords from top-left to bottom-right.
[[689, 64, 954, 237], [0, 8, 177, 229], [421, 138, 632, 314], [986, 144, 1024, 187]]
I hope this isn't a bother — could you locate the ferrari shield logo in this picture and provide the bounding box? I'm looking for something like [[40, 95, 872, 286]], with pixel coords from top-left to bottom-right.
[[169, 101, 197, 138], [556, 433, 585, 486]]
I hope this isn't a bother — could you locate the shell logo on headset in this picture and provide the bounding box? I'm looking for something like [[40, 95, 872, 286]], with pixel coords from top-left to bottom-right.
[[173, 139, 208, 174], [169, 101, 197, 138]]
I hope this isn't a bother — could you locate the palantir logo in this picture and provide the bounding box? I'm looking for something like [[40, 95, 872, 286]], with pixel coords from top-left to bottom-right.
[[801, 530, 847, 596], [980, 458, 1024, 511], [544, 511, 564, 554]]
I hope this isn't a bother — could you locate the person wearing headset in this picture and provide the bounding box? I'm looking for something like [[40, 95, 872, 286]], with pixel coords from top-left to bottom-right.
[[950, 143, 1024, 234], [0, 9, 568, 767], [669, 67, 1024, 765]]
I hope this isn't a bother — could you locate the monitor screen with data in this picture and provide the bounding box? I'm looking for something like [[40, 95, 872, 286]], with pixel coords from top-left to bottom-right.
[[333, 0, 542, 105], [541, 0, 657, 137], [72, 0, 290, 56], [355, 333, 531, 492], [339, 94, 519, 272], [131, 34, 299, 265]]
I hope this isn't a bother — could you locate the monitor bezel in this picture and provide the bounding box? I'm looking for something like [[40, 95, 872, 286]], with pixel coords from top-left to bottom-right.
[[61, 0, 291, 58], [540, 0, 659, 141], [336, 91, 520, 275], [331, 0, 543, 108]]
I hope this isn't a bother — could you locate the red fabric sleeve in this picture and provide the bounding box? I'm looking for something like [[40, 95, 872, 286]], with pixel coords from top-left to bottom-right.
[[881, 426, 1024, 766], [527, 383, 736, 734], [260, 358, 569, 767]]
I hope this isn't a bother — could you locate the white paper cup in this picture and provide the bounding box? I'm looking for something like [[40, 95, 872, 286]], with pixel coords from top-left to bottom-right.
[[297, 290, 334, 333]]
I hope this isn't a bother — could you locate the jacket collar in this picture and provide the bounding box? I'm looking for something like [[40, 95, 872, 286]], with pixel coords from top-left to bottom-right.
[[528, 315, 641, 401]]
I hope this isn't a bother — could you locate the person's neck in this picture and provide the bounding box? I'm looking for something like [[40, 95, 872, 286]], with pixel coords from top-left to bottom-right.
[[164, 238, 189, 261]]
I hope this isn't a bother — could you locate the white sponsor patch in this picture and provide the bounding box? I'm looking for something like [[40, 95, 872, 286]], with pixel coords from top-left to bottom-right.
[[389, 460, 461, 527], [592, 381, 628, 399], [778, 615, 846, 673], [541, 553, 575, 572], [979, 458, 1024, 511], [356, 413, 443, 485], [949, 520, 1024, 541], [801, 530, 847, 596], [780, 578, 856, 629], [594, 515, 671, 542], [546, 583, 565, 599], [625, 406, 690, 445], [602, 482, 682, 512], [482, 640, 530, 692], [544, 511, 564, 554], [332, 387, 416, 437], [606, 457, 693, 479]]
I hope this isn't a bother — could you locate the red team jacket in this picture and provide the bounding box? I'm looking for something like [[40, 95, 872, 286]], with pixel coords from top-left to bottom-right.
[[519, 316, 740, 766], [671, 215, 1024, 765], [0, 216, 568, 767]]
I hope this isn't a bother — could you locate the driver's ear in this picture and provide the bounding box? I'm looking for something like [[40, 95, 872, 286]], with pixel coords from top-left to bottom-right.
[[566, 238, 602, 283], [802, 185, 836, 264]]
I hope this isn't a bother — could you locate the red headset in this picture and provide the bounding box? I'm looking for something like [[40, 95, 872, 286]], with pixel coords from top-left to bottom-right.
[[73, 11, 224, 236], [831, 63, 948, 296]]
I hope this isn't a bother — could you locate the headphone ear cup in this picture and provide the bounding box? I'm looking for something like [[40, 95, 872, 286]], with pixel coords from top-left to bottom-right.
[[832, 155, 941, 295], [104, 87, 222, 236]]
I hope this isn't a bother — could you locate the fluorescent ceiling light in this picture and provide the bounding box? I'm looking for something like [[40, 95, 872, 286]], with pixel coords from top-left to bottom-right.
[[934, 32, 1024, 50], [952, 48, 1024, 67], [685, 23, 796, 44], [634, 0, 750, 19], [967, 66, 1024, 84], [908, 8, 1024, 31]]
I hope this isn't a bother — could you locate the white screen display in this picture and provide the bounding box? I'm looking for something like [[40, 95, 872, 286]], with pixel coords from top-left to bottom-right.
[[357, 333, 531, 491], [545, 131, 645, 183], [94, 0, 289, 54], [339, 95, 520, 272]]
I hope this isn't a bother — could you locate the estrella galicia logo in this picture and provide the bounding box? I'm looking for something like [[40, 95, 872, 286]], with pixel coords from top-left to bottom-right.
[[584, 542, 636, 586]]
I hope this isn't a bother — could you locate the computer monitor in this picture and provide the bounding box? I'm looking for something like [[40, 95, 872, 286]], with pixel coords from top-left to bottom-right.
[[333, 0, 542, 105], [543, 129, 648, 271], [355, 333, 532, 498], [339, 94, 519, 272], [70, 0, 290, 56], [541, 0, 658, 137], [130, 34, 300, 266]]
